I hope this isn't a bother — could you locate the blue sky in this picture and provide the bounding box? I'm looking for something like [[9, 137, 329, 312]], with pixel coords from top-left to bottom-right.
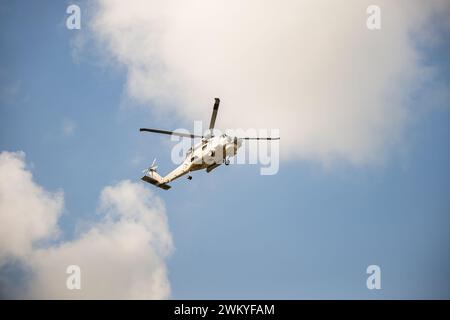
[[1, 1, 449, 299]]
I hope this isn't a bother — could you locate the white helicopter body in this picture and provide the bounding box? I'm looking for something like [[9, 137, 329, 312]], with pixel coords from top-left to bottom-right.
[[140, 98, 278, 190]]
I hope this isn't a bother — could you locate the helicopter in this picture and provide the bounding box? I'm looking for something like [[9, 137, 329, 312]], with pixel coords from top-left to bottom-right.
[[140, 98, 280, 190]]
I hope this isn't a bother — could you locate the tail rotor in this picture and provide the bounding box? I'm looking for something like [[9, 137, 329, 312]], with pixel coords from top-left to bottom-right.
[[143, 158, 158, 176]]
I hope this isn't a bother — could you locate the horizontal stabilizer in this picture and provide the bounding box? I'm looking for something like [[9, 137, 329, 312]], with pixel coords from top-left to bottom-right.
[[141, 175, 171, 190], [206, 163, 221, 173]]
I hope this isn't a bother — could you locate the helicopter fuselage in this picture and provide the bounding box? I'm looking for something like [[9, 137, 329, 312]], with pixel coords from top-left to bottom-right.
[[183, 134, 242, 172], [140, 98, 278, 189]]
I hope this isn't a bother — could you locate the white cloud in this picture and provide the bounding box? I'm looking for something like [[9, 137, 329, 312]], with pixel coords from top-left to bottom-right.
[[91, 0, 449, 164], [0, 151, 63, 262], [0, 151, 173, 299], [62, 118, 76, 137]]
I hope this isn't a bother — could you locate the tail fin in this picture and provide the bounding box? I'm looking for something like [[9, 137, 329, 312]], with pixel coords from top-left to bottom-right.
[[141, 159, 171, 190]]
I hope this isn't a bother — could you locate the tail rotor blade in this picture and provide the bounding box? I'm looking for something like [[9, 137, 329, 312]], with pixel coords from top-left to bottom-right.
[[143, 158, 158, 175]]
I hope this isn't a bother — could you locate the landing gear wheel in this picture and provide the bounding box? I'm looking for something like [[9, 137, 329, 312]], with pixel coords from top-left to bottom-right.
[[224, 159, 230, 166], [187, 175, 192, 180]]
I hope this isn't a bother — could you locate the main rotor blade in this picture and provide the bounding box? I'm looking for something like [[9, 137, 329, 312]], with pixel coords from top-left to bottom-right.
[[140, 128, 203, 139], [240, 137, 280, 140], [209, 98, 220, 130]]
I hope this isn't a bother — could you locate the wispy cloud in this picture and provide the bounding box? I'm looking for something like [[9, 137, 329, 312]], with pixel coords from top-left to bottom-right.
[[0, 81, 21, 103], [62, 118, 76, 137]]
